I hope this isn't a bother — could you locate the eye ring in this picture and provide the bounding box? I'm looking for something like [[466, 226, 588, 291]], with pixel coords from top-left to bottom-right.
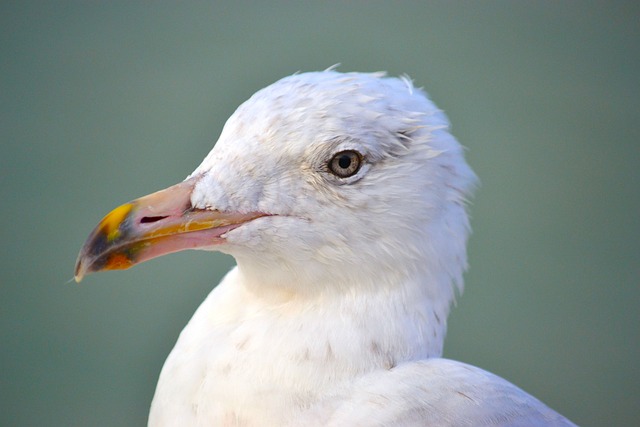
[[328, 150, 363, 178]]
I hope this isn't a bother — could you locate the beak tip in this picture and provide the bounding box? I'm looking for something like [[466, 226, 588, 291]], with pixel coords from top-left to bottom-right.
[[74, 256, 87, 283], [73, 270, 84, 283]]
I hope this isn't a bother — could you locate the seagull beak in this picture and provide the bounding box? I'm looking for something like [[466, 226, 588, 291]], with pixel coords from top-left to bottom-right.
[[74, 176, 265, 282]]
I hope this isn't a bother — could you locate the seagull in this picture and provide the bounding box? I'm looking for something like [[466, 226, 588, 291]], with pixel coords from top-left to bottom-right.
[[75, 70, 576, 426]]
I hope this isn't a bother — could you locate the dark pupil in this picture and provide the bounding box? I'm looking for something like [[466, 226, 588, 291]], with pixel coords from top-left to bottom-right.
[[338, 154, 352, 169]]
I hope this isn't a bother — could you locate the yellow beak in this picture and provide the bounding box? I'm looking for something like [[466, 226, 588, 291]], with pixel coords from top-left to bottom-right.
[[74, 177, 265, 282]]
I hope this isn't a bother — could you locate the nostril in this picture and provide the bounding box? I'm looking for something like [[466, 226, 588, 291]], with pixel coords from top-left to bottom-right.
[[140, 215, 169, 224]]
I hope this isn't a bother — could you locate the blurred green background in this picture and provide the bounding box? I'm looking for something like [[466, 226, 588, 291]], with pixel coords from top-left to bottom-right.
[[1, 2, 638, 426]]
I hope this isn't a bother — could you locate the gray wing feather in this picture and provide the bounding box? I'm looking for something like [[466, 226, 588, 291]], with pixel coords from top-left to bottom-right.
[[295, 358, 577, 426]]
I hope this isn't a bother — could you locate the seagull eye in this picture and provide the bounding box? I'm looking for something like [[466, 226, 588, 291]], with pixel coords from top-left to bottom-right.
[[328, 150, 363, 178]]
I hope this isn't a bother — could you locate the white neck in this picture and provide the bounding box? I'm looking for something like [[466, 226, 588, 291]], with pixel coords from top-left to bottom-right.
[[149, 263, 456, 425], [232, 260, 454, 363]]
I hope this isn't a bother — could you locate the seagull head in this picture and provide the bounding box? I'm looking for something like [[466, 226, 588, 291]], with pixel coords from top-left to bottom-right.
[[75, 71, 476, 298]]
